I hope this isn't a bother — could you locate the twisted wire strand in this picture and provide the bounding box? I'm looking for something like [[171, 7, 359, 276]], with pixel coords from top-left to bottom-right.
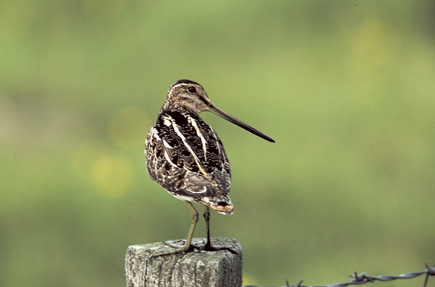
[[244, 264, 435, 287]]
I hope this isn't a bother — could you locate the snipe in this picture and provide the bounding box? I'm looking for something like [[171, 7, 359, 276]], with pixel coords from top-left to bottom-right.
[[145, 79, 274, 254]]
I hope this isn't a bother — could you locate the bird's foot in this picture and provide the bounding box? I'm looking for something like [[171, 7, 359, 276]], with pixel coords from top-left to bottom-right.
[[155, 239, 238, 257], [197, 240, 239, 255], [163, 240, 188, 249], [146, 241, 195, 259]]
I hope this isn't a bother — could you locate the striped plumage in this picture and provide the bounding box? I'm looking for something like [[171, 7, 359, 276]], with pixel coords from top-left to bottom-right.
[[145, 79, 274, 253], [146, 109, 233, 215]]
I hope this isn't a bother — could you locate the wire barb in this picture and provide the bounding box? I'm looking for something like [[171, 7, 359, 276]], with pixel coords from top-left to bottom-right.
[[424, 264, 435, 287], [244, 264, 434, 287]]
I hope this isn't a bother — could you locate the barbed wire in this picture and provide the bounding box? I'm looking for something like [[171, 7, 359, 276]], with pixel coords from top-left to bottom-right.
[[244, 264, 435, 287]]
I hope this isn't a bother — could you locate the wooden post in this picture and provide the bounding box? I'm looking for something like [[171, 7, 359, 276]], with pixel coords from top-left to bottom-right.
[[125, 237, 242, 287]]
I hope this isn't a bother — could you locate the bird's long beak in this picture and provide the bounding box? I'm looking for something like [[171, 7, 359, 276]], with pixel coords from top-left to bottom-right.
[[208, 104, 275, 143]]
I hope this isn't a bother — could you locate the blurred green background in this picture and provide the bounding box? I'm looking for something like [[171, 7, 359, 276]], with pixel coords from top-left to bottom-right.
[[1, 1, 435, 286]]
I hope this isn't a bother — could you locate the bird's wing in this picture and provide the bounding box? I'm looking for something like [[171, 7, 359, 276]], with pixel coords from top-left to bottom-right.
[[162, 111, 230, 174], [146, 111, 231, 194]]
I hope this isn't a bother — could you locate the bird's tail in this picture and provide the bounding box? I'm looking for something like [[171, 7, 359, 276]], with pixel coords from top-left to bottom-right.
[[204, 194, 233, 215]]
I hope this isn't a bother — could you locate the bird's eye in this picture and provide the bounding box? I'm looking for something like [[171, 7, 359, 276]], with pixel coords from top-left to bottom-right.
[[188, 86, 196, 93]]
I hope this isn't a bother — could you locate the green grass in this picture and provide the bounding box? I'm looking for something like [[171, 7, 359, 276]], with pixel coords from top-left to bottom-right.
[[1, 1, 435, 286]]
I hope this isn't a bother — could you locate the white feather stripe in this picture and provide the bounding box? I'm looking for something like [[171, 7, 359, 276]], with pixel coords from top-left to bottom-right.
[[210, 126, 223, 156], [188, 116, 207, 161], [162, 140, 179, 169], [169, 117, 209, 176]]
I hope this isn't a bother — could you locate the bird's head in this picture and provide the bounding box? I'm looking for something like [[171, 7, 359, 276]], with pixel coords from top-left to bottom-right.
[[162, 79, 212, 114], [161, 79, 275, 143]]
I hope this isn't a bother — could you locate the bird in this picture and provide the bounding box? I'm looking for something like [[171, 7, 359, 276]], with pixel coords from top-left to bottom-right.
[[145, 79, 274, 254]]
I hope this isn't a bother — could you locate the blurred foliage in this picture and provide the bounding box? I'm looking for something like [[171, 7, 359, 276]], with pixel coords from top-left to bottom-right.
[[1, 1, 435, 286]]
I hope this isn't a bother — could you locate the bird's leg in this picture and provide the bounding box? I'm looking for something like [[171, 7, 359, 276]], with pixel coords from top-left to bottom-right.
[[184, 201, 199, 250], [199, 205, 238, 254], [203, 206, 211, 250], [160, 201, 198, 256]]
